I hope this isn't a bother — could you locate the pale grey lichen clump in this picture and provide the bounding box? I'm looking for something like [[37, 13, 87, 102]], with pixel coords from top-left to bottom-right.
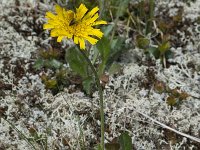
[[0, 0, 200, 149]]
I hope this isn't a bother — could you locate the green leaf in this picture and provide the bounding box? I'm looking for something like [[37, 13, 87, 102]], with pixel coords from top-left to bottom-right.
[[108, 63, 122, 75], [65, 47, 88, 78], [96, 36, 111, 76], [33, 58, 44, 70], [145, 0, 155, 35], [42, 59, 62, 69], [82, 76, 94, 95], [165, 50, 173, 59], [119, 132, 132, 150], [97, 36, 110, 62], [158, 41, 170, 55], [49, 59, 62, 69], [147, 47, 160, 59], [110, 38, 118, 50], [108, 37, 128, 66], [116, 0, 131, 17], [102, 24, 115, 37], [96, 144, 103, 150], [91, 46, 100, 64]]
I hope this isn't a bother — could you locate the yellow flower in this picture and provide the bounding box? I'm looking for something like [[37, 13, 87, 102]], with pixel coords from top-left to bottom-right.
[[43, 4, 107, 49]]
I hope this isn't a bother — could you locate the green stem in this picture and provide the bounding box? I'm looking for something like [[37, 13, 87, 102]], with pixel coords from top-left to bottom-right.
[[99, 0, 105, 19], [79, 49, 105, 150], [146, 0, 155, 35]]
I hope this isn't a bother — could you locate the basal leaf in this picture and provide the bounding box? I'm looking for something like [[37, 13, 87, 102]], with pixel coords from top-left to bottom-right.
[[147, 47, 160, 59], [119, 132, 132, 150], [108, 37, 128, 66], [108, 63, 122, 75], [102, 24, 115, 37], [33, 58, 44, 70], [96, 36, 111, 75], [116, 0, 131, 17], [49, 59, 62, 69], [82, 76, 94, 95], [65, 47, 88, 78], [97, 36, 110, 62]]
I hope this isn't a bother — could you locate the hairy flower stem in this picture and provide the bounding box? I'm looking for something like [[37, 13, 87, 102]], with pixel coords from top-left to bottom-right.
[[79, 49, 105, 149]]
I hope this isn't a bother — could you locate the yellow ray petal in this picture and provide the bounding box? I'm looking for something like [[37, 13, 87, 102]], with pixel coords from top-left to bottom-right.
[[84, 6, 99, 19], [89, 29, 103, 38], [55, 5, 62, 15], [43, 23, 54, 29], [63, 31, 73, 39], [50, 29, 59, 37], [74, 36, 79, 44], [93, 20, 107, 26], [47, 20, 59, 26], [84, 36, 98, 45], [87, 14, 99, 24], [46, 12, 56, 19], [79, 38, 85, 49], [76, 4, 88, 20], [57, 36, 64, 42]]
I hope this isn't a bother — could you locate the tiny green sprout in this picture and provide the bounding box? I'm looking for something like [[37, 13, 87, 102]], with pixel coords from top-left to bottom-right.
[[44, 79, 57, 89], [34, 48, 63, 70], [166, 88, 190, 107], [158, 41, 170, 55], [154, 81, 165, 94], [41, 74, 57, 89], [166, 96, 177, 107], [178, 92, 189, 100], [136, 36, 150, 50], [153, 81, 189, 107]]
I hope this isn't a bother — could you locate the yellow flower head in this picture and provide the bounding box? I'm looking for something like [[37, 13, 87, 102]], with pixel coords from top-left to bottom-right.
[[43, 4, 107, 49]]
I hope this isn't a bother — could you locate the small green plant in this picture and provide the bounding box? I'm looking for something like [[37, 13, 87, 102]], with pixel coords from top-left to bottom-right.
[[166, 88, 190, 108], [34, 48, 62, 70], [154, 81, 190, 108], [95, 25, 131, 76], [34, 48, 70, 95], [128, 0, 173, 66], [65, 46, 95, 95]]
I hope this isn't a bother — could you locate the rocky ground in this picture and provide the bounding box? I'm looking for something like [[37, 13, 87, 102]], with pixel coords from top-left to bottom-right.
[[0, 0, 200, 149]]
